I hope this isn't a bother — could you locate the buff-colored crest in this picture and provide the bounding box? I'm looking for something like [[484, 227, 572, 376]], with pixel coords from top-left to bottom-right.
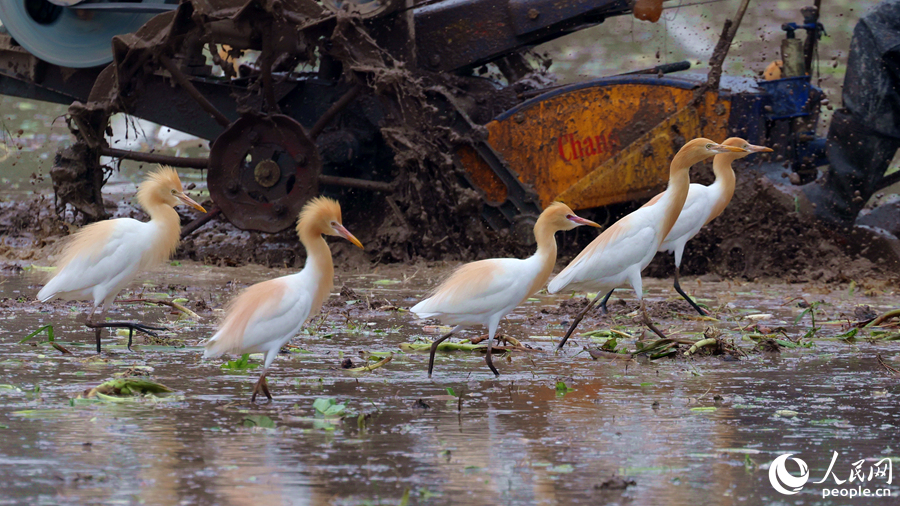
[[296, 196, 343, 236]]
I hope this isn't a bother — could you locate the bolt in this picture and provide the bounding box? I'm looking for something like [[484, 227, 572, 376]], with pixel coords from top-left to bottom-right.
[[296, 154, 307, 167], [226, 181, 240, 193], [273, 203, 287, 216], [247, 130, 259, 142], [515, 112, 525, 124], [528, 8, 539, 20]]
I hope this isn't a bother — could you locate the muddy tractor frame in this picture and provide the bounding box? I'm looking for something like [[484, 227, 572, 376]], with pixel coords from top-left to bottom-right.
[[0, 0, 846, 244]]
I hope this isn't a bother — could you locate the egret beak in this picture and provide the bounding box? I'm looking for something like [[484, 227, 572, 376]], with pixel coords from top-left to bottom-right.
[[177, 192, 207, 213], [567, 214, 602, 228], [746, 144, 774, 153], [334, 224, 364, 249], [710, 144, 749, 153]]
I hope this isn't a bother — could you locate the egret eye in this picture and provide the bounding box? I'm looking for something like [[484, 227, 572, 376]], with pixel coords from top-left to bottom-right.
[[171, 189, 177, 195], [565, 214, 574, 220], [706, 143, 712, 149]]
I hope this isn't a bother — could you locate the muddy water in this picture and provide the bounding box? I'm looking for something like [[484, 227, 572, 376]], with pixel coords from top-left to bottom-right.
[[0, 263, 898, 505]]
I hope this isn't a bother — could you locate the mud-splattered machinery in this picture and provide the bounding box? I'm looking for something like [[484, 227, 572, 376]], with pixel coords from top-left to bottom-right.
[[0, 0, 837, 252]]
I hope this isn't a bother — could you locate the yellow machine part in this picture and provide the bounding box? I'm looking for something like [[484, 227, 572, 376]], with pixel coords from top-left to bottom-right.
[[459, 81, 731, 211]]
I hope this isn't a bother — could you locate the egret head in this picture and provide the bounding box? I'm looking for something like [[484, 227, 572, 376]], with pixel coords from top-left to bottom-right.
[[139, 165, 207, 213], [539, 202, 602, 232], [296, 196, 364, 249], [720, 137, 774, 159]]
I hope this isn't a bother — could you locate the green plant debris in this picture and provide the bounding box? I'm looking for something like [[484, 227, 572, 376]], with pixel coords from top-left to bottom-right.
[[242, 415, 276, 429], [555, 381, 574, 397], [690, 407, 717, 413], [400, 339, 484, 352], [313, 398, 346, 418], [19, 325, 54, 344], [547, 464, 575, 473], [685, 338, 717, 356], [446, 387, 458, 397], [82, 378, 173, 398], [345, 353, 393, 373], [836, 328, 858, 341], [398, 487, 411, 506], [373, 279, 401, 285], [221, 354, 260, 371], [775, 409, 799, 417]]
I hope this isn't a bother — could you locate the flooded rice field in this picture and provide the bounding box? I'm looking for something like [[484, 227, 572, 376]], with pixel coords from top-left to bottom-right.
[[0, 263, 898, 505]]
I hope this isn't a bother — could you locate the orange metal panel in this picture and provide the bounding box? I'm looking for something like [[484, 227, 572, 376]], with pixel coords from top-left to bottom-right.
[[471, 82, 730, 211]]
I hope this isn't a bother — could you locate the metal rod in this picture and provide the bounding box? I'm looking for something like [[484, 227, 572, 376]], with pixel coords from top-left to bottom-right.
[[159, 54, 232, 128], [318, 175, 394, 193], [705, 0, 752, 90], [180, 206, 221, 238], [101, 147, 209, 169], [309, 85, 363, 140]]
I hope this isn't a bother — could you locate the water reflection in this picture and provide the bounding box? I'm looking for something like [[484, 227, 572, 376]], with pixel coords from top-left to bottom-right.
[[0, 264, 897, 504]]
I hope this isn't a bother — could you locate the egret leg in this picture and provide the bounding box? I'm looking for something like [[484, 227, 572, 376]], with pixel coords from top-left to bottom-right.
[[640, 300, 668, 339], [599, 290, 614, 315], [673, 267, 707, 316], [556, 292, 605, 351], [428, 325, 463, 378], [484, 325, 500, 377], [251, 369, 272, 403], [85, 320, 166, 352]]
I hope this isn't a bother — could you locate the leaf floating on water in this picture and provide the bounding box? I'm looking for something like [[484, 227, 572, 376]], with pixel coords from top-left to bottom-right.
[[690, 407, 717, 413], [242, 415, 276, 429], [83, 378, 173, 398], [313, 398, 346, 418], [775, 409, 799, 417], [555, 381, 574, 397]]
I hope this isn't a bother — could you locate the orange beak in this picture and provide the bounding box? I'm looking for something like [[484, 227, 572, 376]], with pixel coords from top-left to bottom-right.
[[746, 144, 774, 153], [334, 224, 364, 249], [176, 192, 207, 213], [567, 214, 602, 228], [710, 144, 749, 153]]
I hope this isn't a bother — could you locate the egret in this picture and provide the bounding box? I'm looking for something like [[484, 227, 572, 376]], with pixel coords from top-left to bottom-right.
[[203, 197, 363, 402], [548, 139, 748, 350], [597, 137, 772, 315], [37, 166, 206, 352], [411, 202, 601, 377]]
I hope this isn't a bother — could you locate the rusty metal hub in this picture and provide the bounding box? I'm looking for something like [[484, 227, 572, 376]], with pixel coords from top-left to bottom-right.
[[208, 114, 321, 233]]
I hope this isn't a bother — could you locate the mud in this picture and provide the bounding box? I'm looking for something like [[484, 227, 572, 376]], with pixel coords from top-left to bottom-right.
[[1, 263, 899, 505]]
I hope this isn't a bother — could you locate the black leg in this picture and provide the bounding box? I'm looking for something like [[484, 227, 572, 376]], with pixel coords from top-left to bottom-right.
[[85, 321, 166, 352], [484, 334, 500, 377], [674, 267, 707, 316], [556, 292, 605, 351], [428, 328, 459, 378], [641, 300, 667, 339], [599, 289, 614, 315]]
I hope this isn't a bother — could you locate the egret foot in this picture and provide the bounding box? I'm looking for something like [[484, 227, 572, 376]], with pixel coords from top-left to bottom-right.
[[557, 291, 605, 351], [85, 320, 166, 353], [640, 300, 667, 339], [484, 336, 500, 377], [251, 370, 273, 403], [673, 268, 707, 316], [427, 326, 461, 377]]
